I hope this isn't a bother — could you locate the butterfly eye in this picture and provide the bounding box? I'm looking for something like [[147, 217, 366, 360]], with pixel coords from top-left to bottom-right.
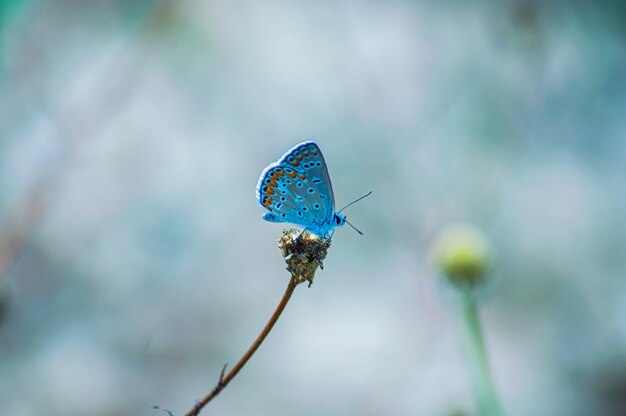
[[335, 215, 342, 224]]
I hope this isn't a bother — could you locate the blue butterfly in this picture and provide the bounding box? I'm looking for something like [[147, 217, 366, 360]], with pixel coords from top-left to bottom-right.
[[256, 141, 369, 237]]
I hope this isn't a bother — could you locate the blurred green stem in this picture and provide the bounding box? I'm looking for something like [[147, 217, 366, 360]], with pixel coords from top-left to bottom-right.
[[459, 293, 504, 416]]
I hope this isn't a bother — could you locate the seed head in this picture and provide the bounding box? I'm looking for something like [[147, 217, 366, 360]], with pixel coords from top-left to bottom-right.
[[277, 229, 331, 286]]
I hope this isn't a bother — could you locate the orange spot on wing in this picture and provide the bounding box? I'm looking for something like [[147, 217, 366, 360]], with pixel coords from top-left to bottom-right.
[[277, 170, 285, 176], [263, 197, 273, 207], [265, 187, 275, 195], [268, 180, 278, 187], [271, 173, 279, 180], [288, 171, 297, 178], [291, 160, 300, 166], [300, 175, 306, 180]]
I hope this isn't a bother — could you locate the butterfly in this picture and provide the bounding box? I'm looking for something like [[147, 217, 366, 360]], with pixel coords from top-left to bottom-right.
[[256, 141, 369, 238]]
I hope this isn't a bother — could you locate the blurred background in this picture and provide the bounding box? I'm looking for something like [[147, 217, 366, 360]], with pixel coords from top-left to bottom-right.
[[1, 1, 625, 415]]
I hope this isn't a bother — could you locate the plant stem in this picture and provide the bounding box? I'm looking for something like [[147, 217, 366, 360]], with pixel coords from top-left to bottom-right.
[[183, 275, 300, 416], [459, 293, 504, 416]]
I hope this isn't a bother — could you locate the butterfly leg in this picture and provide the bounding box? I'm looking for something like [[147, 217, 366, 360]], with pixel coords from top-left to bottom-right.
[[295, 228, 308, 242]]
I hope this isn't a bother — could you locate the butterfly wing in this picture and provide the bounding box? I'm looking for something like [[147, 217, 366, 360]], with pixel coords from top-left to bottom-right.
[[277, 141, 336, 220], [256, 164, 327, 227], [257, 141, 336, 230]]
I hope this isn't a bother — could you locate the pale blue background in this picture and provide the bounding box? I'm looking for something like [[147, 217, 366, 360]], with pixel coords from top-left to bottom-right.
[[1, 1, 625, 415]]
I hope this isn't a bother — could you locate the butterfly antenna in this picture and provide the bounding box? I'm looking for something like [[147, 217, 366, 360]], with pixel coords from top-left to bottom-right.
[[338, 191, 372, 213], [345, 219, 364, 236]]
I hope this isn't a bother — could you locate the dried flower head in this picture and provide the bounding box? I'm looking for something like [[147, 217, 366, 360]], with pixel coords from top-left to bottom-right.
[[431, 224, 492, 290], [278, 228, 331, 286]]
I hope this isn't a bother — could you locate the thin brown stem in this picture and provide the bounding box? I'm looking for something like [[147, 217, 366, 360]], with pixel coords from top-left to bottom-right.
[[184, 275, 300, 416]]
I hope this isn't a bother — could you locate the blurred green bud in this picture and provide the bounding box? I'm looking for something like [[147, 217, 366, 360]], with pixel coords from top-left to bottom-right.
[[431, 224, 492, 289]]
